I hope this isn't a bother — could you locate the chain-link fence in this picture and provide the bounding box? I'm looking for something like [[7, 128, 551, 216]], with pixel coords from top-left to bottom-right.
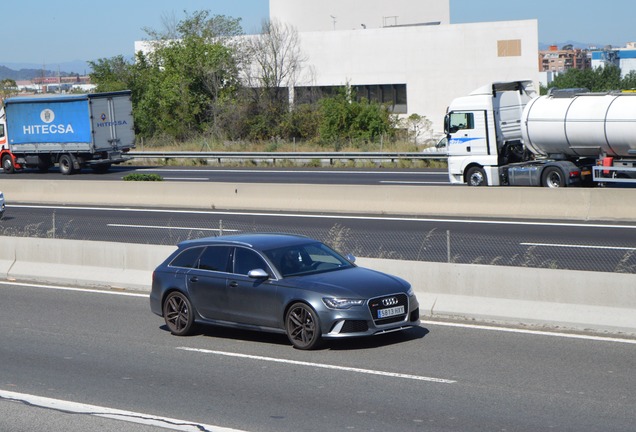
[[2, 209, 635, 274]]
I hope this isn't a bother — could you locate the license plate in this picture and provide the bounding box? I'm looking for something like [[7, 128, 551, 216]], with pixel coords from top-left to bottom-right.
[[378, 305, 405, 318], [581, 169, 591, 176]]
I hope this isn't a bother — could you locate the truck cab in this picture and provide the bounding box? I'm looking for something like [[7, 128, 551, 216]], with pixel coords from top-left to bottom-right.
[[445, 81, 537, 186], [0, 105, 17, 173]]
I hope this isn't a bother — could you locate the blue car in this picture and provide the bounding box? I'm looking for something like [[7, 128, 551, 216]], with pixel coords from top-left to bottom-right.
[[150, 233, 420, 349]]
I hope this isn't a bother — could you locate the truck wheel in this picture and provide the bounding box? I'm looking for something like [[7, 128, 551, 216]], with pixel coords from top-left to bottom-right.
[[58, 155, 74, 175], [542, 167, 565, 188], [2, 155, 15, 174], [466, 166, 487, 186]]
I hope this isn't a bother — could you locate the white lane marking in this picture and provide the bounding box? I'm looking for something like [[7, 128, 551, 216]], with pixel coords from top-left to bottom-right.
[[176, 347, 456, 384], [420, 320, 636, 345], [0, 390, 247, 432], [137, 168, 447, 175], [380, 181, 448, 185], [0, 281, 147, 298], [521, 242, 636, 251], [107, 224, 240, 232], [2, 281, 634, 345], [161, 177, 210, 181], [12, 204, 636, 230]]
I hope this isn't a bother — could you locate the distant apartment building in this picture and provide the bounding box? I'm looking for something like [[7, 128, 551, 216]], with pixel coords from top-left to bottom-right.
[[539, 45, 590, 73]]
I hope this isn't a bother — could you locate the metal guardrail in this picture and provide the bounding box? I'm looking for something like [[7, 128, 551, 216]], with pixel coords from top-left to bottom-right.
[[128, 151, 448, 163]]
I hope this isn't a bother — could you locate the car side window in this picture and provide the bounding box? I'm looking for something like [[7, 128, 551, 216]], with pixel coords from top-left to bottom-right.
[[233, 247, 269, 276], [198, 246, 232, 272], [169, 247, 205, 268]]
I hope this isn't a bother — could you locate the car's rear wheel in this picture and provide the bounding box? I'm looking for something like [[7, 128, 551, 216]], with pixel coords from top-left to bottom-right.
[[285, 303, 322, 350], [163, 291, 195, 336]]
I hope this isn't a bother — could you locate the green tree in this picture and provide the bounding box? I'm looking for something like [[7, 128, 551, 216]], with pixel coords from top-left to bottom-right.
[[88, 55, 133, 92], [0, 78, 18, 100], [620, 71, 636, 90], [548, 65, 624, 92], [136, 11, 243, 139], [402, 113, 432, 145], [318, 86, 393, 147], [89, 11, 244, 140]]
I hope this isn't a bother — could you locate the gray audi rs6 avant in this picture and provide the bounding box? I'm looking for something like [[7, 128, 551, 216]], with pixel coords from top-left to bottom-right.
[[150, 233, 420, 349]]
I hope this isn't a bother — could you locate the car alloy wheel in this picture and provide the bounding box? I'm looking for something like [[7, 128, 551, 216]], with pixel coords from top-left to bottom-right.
[[163, 291, 195, 336], [285, 302, 322, 350]]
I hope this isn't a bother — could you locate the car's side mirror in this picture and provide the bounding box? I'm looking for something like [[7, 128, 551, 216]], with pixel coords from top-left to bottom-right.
[[345, 254, 356, 263], [248, 269, 270, 279]]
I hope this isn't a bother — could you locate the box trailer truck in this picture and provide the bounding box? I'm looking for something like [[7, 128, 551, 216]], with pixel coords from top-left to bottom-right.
[[445, 81, 636, 186], [0, 91, 135, 175]]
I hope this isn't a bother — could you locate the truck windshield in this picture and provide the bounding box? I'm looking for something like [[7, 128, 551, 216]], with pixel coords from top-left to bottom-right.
[[448, 112, 474, 133]]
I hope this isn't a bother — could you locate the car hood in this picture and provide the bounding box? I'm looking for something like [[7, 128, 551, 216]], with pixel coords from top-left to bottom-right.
[[284, 266, 410, 298]]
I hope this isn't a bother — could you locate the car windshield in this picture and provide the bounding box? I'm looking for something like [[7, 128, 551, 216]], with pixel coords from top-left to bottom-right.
[[263, 242, 354, 278]]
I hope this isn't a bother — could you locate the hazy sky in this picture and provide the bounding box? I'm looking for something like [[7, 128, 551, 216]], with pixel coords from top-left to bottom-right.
[[2, 0, 633, 67]]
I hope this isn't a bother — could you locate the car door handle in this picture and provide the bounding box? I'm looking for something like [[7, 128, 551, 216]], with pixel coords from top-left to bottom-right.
[[189, 276, 199, 283], [229, 281, 238, 288]]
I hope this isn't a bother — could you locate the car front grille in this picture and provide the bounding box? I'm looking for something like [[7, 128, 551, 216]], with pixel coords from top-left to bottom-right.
[[368, 293, 408, 326]]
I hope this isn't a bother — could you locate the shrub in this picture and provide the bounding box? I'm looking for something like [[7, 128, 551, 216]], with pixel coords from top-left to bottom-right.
[[123, 173, 163, 181]]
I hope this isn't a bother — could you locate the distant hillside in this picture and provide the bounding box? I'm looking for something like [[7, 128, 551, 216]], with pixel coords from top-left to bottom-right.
[[0, 65, 84, 81], [0, 61, 91, 81]]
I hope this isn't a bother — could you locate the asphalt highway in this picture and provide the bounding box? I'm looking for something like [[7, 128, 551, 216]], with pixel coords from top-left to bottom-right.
[[0, 165, 451, 185], [1, 281, 634, 432], [3, 203, 636, 273]]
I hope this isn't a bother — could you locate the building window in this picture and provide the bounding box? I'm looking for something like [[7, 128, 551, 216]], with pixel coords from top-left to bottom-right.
[[498, 39, 522, 57], [293, 84, 407, 113]]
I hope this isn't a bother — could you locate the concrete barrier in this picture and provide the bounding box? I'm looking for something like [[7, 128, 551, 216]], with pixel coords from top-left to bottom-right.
[[1, 236, 634, 335], [1, 179, 636, 221], [0, 236, 174, 291]]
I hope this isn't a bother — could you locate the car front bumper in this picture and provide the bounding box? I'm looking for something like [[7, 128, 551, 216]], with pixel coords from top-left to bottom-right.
[[319, 293, 420, 339]]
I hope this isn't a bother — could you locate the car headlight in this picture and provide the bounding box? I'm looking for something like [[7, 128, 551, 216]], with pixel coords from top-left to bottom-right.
[[322, 297, 365, 309], [406, 286, 414, 296]]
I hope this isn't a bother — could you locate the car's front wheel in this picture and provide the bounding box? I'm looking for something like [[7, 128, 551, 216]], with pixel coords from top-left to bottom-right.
[[163, 291, 195, 336], [285, 303, 322, 350]]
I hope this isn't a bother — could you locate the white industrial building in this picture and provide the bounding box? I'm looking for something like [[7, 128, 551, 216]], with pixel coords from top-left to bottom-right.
[[591, 42, 636, 78], [136, 0, 539, 137]]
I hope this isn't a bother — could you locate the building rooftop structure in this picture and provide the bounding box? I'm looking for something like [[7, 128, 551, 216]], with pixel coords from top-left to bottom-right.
[[269, 0, 450, 32]]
